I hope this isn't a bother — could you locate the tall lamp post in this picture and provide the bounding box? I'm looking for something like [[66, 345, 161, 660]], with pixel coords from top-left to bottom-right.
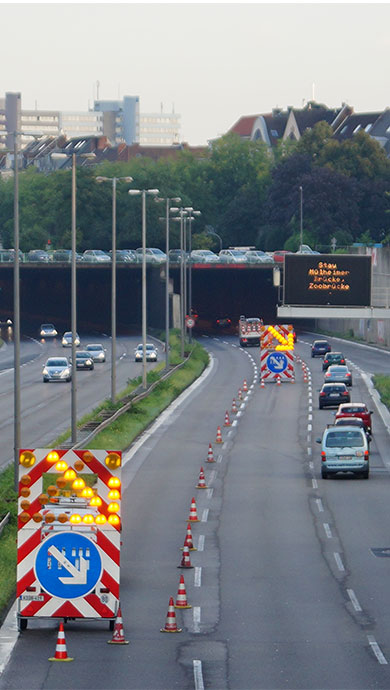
[[128, 188, 159, 389], [299, 185, 303, 252], [96, 176, 133, 403], [52, 151, 95, 443], [186, 209, 201, 343], [171, 208, 189, 358], [156, 196, 181, 369]]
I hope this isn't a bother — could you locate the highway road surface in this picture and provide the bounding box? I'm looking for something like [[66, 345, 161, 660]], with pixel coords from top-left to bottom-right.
[[2, 332, 390, 688]]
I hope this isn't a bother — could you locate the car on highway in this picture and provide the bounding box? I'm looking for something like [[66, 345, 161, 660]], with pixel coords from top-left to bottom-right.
[[72, 350, 94, 370], [322, 352, 346, 370], [42, 357, 72, 383], [319, 382, 350, 409], [62, 331, 80, 347], [215, 316, 232, 329], [52, 249, 84, 262], [335, 402, 373, 433], [83, 250, 111, 263], [109, 249, 136, 263], [135, 248, 166, 264], [334, 416, 372, 443], [324, 364, 353, 386], [316, 425, 369, 479], [27, 249, 51, 263], [168, 249, 188, 263], [134, 343, 158, 362], [245, 250, 273, 264], [272, 250, 292, 263], [311, 339, 331, 357], [120, 249, 138, 262], [85, 343, 106, 362], [39, 323, 58, 338], [219, 249, 248, 264], [296, 244, 320, 254], [190, 250, 220, 263]]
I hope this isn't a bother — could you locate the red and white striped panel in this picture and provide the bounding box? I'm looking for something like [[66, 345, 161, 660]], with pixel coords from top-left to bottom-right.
[[17, 449, 121, 621], [260, 350, 295, 382]]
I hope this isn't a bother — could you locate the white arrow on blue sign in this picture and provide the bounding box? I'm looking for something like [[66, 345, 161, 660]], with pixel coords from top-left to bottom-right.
[[34, 532, 102, 599], [266, 352, 288, 374]]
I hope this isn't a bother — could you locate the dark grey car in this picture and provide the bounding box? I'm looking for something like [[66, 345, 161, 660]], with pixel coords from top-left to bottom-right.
[[319, 382, 350, 409]]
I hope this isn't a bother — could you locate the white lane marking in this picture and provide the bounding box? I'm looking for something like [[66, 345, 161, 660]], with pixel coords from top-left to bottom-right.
[[232, 419, 238, 426], [367, 635, 388, 664], [209, 470, 217, 483], [194, 567, 202, 587], [222, 442, 227, 450], [223, 341, 229, 345], [308, 405, 313, 413], [309, 461, 314, 470], [193, 606, 201, 633], [316, 498, 324, 513], [201, 509, 209, 522], [347, 589, 362, 612], [312, 479, 318, 489], [206, 489, 213, 499], [0, 601, 18, 675], [236, 411, 242, 417], [308, 413, 313, 421], [231, 344, 237, 348], [241, 403, 246, 409], [198, 535, 205, 552], [227, 430, 232, 437], [193, 660, 205, 690], [307, 434, 311, 443], [307, 423, 312, 432], [323, 523, 332, 539], [250, 384, 254, 390], [217, 455, 222, 464], [212, 338, 219, 341], [334, 552, 345, 572], [307, 447, 312, 456]]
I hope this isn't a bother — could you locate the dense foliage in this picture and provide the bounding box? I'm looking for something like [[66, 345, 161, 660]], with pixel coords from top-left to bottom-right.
[[0, 124, 389, 253]]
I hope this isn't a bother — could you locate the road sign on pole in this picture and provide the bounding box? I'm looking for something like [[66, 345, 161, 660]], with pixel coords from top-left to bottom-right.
[[185, 316, 195, 329]]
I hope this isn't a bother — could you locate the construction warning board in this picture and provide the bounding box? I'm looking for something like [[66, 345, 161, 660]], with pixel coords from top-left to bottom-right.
[[260, 324, 295, 351], [17, 449, 121, 624]]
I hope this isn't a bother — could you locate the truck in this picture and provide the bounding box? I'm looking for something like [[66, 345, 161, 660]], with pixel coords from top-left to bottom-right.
[[238, 315, 263, 347]]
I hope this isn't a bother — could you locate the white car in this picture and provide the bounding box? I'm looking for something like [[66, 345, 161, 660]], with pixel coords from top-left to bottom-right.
[[219, 249, 248, 264], [39, 323, 58, 338], [85, 343, 106, 362], [135, 248, 166, 264], [134, 343, 158, 362], [62, 331, 80, 347], [190, 250, 220, 263], [43, 357, 71, 383], [83, 250, 111, 263], [245, 250, 273, 264]]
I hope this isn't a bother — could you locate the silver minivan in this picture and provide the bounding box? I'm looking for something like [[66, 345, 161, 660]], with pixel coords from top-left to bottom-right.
[[316, 426, 369, 479]]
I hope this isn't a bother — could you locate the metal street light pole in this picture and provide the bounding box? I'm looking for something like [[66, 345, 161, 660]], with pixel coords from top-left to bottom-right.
[[13, 133, 20, 490], [156, 196, 181, 370], [128, 188, 159, 388], [96, 175, 133, 402], [299, 185, 303, 252], [185, 209, 201, 344]]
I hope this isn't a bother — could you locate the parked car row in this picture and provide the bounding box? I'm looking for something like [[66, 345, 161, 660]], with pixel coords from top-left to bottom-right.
[[311, 337, 373, 480]]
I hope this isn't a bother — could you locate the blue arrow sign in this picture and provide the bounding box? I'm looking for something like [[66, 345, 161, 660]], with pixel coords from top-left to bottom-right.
[[266, 352, 288, 374], [34, 532, 102, 599]]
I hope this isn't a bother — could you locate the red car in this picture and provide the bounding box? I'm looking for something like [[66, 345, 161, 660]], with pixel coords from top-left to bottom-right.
[[335, 403, 373, 433], [273, 250, 292, 263]]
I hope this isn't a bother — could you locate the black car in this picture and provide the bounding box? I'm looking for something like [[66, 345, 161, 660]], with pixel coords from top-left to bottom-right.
[[319, 382, 350, 409], [72, 351, 94, 370], [322, 352, 346, 370], [311, 339, 331, 358]]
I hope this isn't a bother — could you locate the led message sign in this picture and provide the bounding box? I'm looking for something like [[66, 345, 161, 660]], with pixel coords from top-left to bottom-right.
[[284, 254, 371, 307]]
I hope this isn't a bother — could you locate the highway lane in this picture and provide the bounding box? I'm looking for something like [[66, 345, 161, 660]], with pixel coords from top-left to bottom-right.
[[3, 335, 390, 688], [0, 332, 161, 470]]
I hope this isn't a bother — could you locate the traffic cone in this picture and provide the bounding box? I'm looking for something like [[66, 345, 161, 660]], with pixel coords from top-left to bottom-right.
[[206, 443, 215, 463], [181, 522, 197, 550], [260, 379, 265, 388], [48, 622, 74, 661], [196, 467, 208, 490], [215, 426, 223, 444], [243, 379, 248, 392], [231, 398, 238, 414], [107, 606, 130, 644], [160, 596, 182, 633], [238, 388, 243, 401], [178, 545, 194, 568], [276, 376, 281, 386], [175, 575, 192, 609], [188, 497, 200, 522], [224, 410, 231, 427]]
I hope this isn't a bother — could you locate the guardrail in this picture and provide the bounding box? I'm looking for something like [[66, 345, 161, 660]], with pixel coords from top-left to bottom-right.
[[0, 512, 10, 537]]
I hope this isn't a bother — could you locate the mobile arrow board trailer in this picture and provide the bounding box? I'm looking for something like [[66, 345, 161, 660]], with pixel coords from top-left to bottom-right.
[[17, 448, 121, 631], [238, 315, 263, 347], [260, 324, 295, 383]]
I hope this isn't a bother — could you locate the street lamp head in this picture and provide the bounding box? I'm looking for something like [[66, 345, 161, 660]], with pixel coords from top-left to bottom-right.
[[147, 189, 159, 195], [128, 189, 141, 196], [170, 207, 180, 213], [193, 211, 201, 216], [172, 197, 181, 203], [184, 207, 194, 213], [96, 176, 108, 183]]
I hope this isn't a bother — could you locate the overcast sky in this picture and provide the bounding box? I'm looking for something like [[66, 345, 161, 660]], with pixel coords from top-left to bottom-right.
[[1, 2, 389, 145]]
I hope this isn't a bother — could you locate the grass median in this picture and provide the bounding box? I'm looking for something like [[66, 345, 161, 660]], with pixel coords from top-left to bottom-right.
[[0, 332, 209, 624]]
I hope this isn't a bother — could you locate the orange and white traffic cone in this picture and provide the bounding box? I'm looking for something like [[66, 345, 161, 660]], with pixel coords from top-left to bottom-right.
[[175, 575, 192, 609], [48, 622, 74, 661], [231, 398, 238, 414], [107, 606, 130, 644], [260, 379, 265, 388], [224, 410, 231, 427], [276, 376, 281, 386], [160, 596, 182, 633], [243, 379, 248, 392], [238, 388, 243, 401], [178, 545, 194, 569], [181, 522, 197, 550], [188, 497, 200, 522], [206, 443, 215, 463], [196, 467, 208, 490], [215, 426, 223, 444]]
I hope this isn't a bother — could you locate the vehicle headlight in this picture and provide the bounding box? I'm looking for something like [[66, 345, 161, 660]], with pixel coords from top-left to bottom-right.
[[151, 353, 157, 359], [43, 368, 48, 375], [136, 353, 142, 359], [61, 368, 70, 377], [86, 359, 92, 365], [98, 352, 104, 359]]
